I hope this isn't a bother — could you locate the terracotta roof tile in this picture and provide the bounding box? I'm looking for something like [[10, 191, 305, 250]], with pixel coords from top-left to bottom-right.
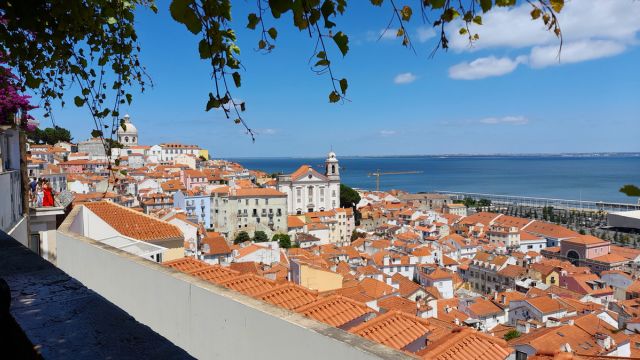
[[420, 327, 511, 360], [190, 265, 241, 284], [296, 295, 375, 328], [219, 273, 276, 296], [162, 257, 209, 273], [83, 201, 183, 242], [254, 283, 318, 310], [349, 310, 434, 350]]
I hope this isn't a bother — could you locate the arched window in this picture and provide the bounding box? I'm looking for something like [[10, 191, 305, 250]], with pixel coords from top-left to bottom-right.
[[125, 136, 129, 143], [132, 137, 136, 143], [332, 164, 336, 173]]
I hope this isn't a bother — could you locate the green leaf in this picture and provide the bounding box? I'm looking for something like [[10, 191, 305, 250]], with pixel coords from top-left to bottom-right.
[[370, 0, 383, 6], [25, 73, 41, 89], [530, 8, 542, 20], [198, 39, 212, 59], [550, 0, 564, 12], [107, 17, 117, 25], [125, 93, 133, 105], [479, 0, 492, 12], [316, 51, 327, 59], [332, 31, 349, 56], [329, 91, 341, 103], [120, 119, 127, 131], [268, 27, 278, 40], [339, 78, 348, 95], [473, 16, 483, 25], [232, 72, 241, 87], [429, 0, 446, 9], [459, 28, 468, 35], [91, 130, 103, 138], [114, 159, 120, 166], [258, 40, 267, 49], [74, 96, 85, 107], [247, 13, 260, 30], [442, 8, 460, 22], [206, 94, 221, 111], [170, 0, 201, 34], [315, 59, 330, 67], [401, 6, 412, 21], [496, 0, 516, 7]]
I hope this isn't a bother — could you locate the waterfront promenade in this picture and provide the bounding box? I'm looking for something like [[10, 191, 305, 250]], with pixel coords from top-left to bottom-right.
[[434, 191, 640, 213]]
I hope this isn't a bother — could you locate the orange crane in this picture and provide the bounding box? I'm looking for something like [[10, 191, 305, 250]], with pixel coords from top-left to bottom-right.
[[367, 170, 423, 192]]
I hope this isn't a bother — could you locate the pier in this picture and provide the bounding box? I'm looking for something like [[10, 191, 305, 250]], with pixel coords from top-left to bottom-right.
[[433, 191, 640, 213]]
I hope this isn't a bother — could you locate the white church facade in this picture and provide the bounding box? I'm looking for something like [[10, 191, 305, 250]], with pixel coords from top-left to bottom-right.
[[277, 152, 340, 215]]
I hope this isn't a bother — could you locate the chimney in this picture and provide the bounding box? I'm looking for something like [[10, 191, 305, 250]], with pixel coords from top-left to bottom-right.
[[561, 343, 572, 353], [595, 333, 612, 350]]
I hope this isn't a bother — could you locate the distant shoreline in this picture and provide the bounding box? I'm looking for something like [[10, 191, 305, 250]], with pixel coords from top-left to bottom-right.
[[226, 152, 640, 160]]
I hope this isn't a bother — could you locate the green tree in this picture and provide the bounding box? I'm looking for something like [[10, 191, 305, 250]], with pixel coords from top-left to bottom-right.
[[578, 229, 586, 235], [340, 184, 361, 208], [463, 197, 476, 207], [478, 198, 491, 207], [272, 233, 291, 248], [504, 330, 521, 341], [253, 231, 268, 243], [351, 230, 366, 242], [620, 185, 640, 197], [28, 126, 73, 145], [234, 231, 250, 244], [2, 0, 564, 143], [104, 138, 124, 149]]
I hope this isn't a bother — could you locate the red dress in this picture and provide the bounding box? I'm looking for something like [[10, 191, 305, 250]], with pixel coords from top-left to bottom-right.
[[42, 186, 54, 207]]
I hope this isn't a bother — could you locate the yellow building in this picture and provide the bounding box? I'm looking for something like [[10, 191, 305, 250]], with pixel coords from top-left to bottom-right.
[[198, 149, 209, 160], [291, 259, 343, 292]]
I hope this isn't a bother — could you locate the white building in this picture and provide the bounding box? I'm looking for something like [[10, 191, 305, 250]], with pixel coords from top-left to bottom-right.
[[277, 151, 340, 215], [116, 114, 138, 146], [149, 143, 200, 163]]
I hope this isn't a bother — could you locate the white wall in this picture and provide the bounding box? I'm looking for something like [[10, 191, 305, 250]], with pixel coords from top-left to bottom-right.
[[57, 208, 407, 360]]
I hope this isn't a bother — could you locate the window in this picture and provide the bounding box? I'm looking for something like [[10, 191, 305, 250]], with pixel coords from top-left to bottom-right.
[[265, 198, 269, 205]]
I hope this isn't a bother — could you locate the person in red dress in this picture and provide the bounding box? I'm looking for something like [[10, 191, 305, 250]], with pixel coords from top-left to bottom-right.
[[42, 179, 55, 207]]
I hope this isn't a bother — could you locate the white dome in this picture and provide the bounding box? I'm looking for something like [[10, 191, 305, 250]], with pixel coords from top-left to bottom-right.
[[118, 114, 138, 135], [327, 151, 337, 160]]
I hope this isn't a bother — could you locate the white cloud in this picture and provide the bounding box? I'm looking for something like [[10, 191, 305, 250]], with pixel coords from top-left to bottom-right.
[[479, 116, 529, 125], [378, 28, 398, 40], [448, 56, 526, 80], [393, 72, 417, 84], [257, 128, 277, 135], [447, 0, 640, 52], [416, 26, 436, 43], [379, 130, 397, 136], [443, 0, 640, 78], [529, 40, 626, 68]]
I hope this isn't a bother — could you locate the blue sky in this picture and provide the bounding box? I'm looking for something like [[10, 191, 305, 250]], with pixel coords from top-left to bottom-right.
[[31, 0, 640, 157]]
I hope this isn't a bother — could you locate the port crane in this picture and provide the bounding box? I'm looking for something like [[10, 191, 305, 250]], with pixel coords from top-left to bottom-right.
[[367, 170, 423, 192]]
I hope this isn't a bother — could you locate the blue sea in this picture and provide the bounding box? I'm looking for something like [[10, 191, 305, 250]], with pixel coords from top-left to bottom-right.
[[227, 155, 640, 204]]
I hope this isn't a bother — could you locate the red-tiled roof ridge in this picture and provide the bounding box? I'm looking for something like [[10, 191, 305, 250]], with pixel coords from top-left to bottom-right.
[[83, 201, 183, 242], [348, 310, 434, 351], [254, 283, 319, 310]]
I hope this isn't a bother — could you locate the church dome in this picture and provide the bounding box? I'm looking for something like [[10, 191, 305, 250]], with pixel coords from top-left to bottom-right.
[[326, 151, 337, 161], [118, 114, 138, 135]]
